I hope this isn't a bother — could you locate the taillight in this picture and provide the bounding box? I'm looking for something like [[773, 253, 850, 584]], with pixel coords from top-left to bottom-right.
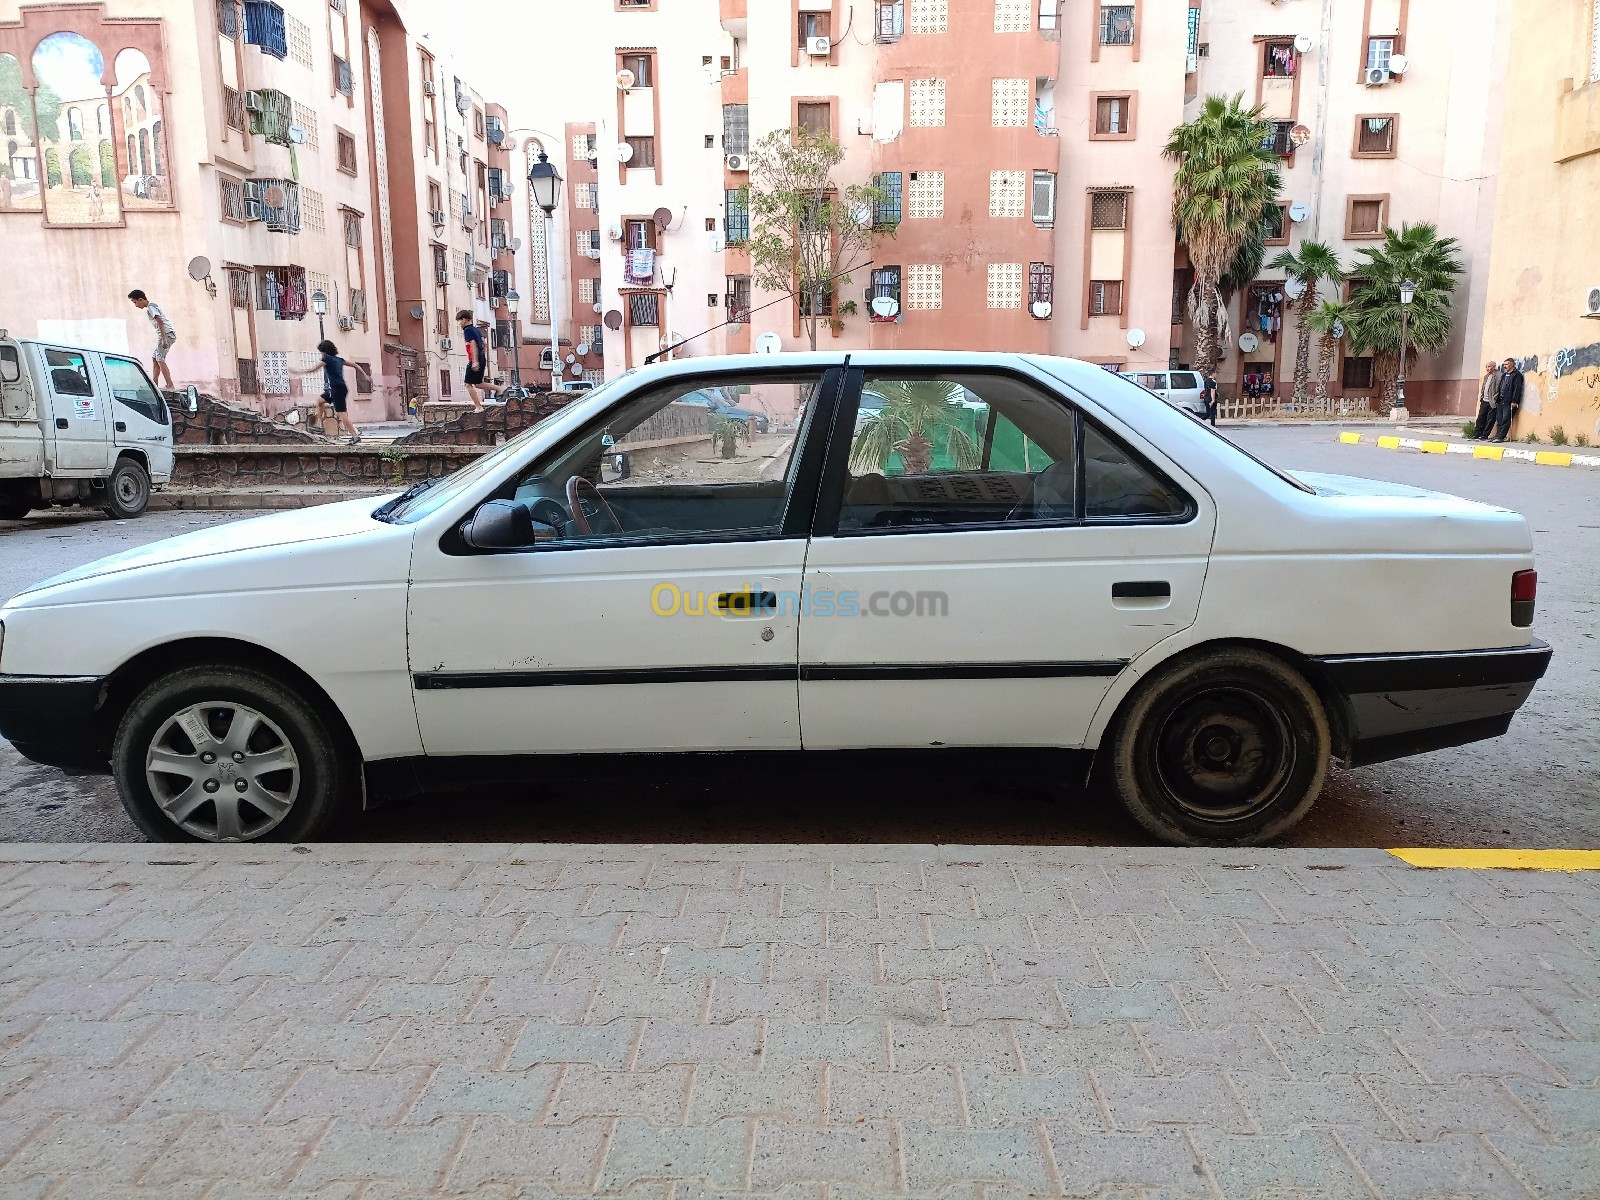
[[1511, 570, 1537, 627]]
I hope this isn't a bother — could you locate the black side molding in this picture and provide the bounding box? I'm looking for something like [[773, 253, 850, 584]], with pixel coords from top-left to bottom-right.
[[1314, 641, 1552, 694]]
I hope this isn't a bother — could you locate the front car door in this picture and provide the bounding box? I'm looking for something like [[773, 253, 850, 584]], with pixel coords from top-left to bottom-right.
[[798, 364, 1217, 750], [35, 344, 112, 475], [405, 364, 842, 756], [101, 354, 175, 481]]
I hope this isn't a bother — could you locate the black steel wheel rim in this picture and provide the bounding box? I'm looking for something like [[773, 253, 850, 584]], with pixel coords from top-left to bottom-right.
[[1151, 684, 1297, 822]]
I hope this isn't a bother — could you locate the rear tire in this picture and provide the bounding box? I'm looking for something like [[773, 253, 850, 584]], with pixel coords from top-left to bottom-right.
[[103, 457, 151, 519], [1107, 647, 1330, 847], [112, 665, 351, 843], [0, 496, 30, 520]]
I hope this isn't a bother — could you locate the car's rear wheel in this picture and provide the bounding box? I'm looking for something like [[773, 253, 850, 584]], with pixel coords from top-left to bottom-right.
[[1106, 647, 1330, 847], [103, 457, 151, 519], [112, 665, 351, 842]]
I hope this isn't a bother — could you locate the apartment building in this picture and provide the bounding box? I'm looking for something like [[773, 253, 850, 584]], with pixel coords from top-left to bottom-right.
[[1185, 0, 1509, 411], [0, 0, 515, 418]]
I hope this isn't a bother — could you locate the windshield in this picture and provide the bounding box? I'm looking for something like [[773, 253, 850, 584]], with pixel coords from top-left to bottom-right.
[[383, 372, 635, 523]]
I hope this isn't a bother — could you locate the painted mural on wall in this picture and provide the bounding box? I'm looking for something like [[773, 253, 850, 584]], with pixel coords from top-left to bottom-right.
[[1507, 341, 1600, 440], [30, 32, 118, 223], [0, 53, 43, 211], [113, 48, 164, 211]]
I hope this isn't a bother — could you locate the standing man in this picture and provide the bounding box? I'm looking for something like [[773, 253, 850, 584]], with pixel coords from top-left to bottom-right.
[[127, 289, 176, 391], [1492, 357, 1524, 443], [1202, 372, 1220, 426], [456, 310, 498, 410], [1473, 360, 1501, 439]]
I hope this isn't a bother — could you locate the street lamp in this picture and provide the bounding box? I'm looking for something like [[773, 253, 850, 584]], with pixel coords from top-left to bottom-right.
[[505, 288, 521, 389], [310, 290, 328, 342], [1394, 279, 1417, 421], [528, 150, 563, 391]]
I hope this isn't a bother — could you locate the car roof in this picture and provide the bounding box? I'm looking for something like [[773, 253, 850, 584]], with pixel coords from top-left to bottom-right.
[[624, 351, 1130, 384]]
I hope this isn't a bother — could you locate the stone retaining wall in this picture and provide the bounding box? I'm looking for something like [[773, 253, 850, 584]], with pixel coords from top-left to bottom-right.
[[394, 389, 569, 446], [173, 445, 485, 487], [167, 391, 329, 446]]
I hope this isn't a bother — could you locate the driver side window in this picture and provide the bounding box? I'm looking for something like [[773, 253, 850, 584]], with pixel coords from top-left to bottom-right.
[[104, 357, 170, 425], [511, 372, 822, 547]]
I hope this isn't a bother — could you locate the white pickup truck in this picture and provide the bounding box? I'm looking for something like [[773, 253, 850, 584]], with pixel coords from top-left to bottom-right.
[[0, 332, 176, 520]]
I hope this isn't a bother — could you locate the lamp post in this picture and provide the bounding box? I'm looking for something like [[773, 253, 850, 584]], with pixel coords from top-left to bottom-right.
[[1393, 278, 1417, 421], [528, 149, 563, 391], [310, 290, 328, 342], [505, 289, 521, 389]]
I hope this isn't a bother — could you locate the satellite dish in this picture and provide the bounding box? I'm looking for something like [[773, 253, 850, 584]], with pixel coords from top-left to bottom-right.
[[510, 238, 522, 252], [1288, 202, 1310, 223], [569, 364, 583, 377], [616, 142, 635, 163], [608, 224, 624, 241], [1284, 277, 1307, 300], [1293, 33, 1314, 53], [652, 207, 673, 229], [592, 302, 603, 314], [1388, 54, 1409, 75], [852, 202, 873, 227], [1239, 332, 1261, 353], [1030, 300, 1052, 320], [577, 342, 591, 356], [1290, 124, 1311, 147], [870, 295, 900, 319], [565, 353, 577, 364], [1127, 328, 1147, 349], [755, 331, 782, 355], [287, 125, 307, 145], [410, 303, 426, 320], [603, 309, 625, 330], [616, 68, 636, 90], [187, 256, 212, 282]]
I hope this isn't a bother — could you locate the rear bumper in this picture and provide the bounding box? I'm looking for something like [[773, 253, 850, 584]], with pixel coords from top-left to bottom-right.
[[0, 675, 110, 774], [1313, 641, 1552, 767]]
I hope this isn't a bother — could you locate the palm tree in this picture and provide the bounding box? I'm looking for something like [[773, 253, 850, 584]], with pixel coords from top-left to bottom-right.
[[1269, 241, 1345, 406], [1164, 95, 1284, 375], [1346, 223, 1465, 408], [1305, 300, 1351, 407], [850, 380, 980, 476]]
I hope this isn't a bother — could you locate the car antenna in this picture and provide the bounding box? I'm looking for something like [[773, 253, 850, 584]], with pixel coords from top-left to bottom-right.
[[643, 258, 876, 365]]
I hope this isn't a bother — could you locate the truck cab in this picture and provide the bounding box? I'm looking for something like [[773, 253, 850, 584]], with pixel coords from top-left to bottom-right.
[[0, 332, 175, 520]]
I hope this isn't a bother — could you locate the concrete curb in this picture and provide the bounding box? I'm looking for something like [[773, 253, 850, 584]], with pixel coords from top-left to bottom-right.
[[149, 487, 391, 511], [1339, 430, 1600, 469]]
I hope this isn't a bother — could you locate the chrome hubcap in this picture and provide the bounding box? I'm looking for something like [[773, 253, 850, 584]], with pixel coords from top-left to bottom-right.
[[144, 702, 299, 841]]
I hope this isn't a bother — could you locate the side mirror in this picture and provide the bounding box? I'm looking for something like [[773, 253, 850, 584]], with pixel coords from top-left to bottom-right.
[[184, 385, 200, 414], [600, 452, 629, 484], [460, 499, 535, 550]]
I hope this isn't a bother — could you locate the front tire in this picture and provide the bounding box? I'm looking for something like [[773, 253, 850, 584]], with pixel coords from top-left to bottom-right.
[[103, 457, 151, 519], [1106, 647, 1330, 847], [112, 665, 351, 842]]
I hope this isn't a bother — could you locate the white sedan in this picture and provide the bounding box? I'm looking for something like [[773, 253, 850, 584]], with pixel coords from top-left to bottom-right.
[[0, 353, 1551, 845]]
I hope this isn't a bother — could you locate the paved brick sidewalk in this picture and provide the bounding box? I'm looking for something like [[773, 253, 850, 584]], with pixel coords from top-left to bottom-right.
[[0, 844, 1596, 1199]]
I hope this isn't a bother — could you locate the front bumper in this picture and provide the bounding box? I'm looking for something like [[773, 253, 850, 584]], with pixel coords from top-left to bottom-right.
[[0, 675, 110, 774], [1313, 641, 1553, 767]]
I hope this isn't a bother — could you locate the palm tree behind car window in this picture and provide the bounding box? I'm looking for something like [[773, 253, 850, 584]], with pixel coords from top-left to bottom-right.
[[851, 380, 981, 476]]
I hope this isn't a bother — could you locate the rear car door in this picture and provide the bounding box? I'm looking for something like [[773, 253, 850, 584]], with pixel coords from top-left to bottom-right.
[[35, 345, 112, 474], [797, 366, 1216, 750]]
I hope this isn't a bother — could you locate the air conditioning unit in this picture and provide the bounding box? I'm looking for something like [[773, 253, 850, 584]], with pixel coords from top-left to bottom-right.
[[462, 213, 479, 230], [726, 153, 748, 172], [422, 80, 436, 96], [244, 90, 264, 112], [435, 269, 450, 285], [1585, 286, 1600, 318], [1365, 67, 1391, 86], [805, 36, 831, 56], [243, 180, 263, 201], [492, 236, 507, 254], [243, 199, 263, 222], [429, 209, 446, 226], [1186, 52, 1198, 74], [338, 315, 355, 331], [581, 246, 601, 259], [439, 337, 451, 351]]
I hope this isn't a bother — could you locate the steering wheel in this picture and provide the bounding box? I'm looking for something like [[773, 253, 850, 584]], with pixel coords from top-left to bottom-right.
[[566, 475, 623, 537]]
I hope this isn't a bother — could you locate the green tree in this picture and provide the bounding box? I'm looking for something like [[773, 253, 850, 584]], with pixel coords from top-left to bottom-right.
[[1269, 241, 1346, 405], [98, 139, 115, 187], [1165, 95, 1283, 375], [1305, 300, 1351, 406], [850, 380, 980, 477], [745, 129, 886, 350], [68, 145, 92, 186], [1345, 223, 1464, 408], [43, 147, 60, 189], [0, 55, 63, 142]]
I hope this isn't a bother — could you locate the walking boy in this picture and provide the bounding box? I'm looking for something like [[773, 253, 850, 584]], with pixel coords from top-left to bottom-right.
[[291, 341, 369, 443], [457, 310, 498, 410], [127, 290, 176, 390]]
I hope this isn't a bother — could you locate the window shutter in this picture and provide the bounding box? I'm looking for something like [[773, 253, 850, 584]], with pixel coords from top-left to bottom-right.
[[1031, 171, 1055, 226]]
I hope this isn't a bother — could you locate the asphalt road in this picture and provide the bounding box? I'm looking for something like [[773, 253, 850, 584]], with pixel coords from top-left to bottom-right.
[[1, 425, 1595, 847]]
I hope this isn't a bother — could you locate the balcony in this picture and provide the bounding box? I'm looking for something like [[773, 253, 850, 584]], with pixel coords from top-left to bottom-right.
[[719, 0, 746, 38]]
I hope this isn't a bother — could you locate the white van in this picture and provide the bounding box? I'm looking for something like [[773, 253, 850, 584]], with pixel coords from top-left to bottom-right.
[[0, 333, 175, 520], [1122, 369, 1209, 418]]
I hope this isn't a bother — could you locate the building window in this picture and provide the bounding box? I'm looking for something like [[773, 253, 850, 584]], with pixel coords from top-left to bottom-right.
[[995, 0, 1031, 33], [336, 129, 358, 174], [343, 209, 362, 248], [798, 10, 830, 46], [726, 274, 751, 322], [989, 170, 1027, 218], [877, 0, 905, 42], [1355, 114, 1397, 157], [237, 358, 259, 395], [907, 171, 944, 219], [1342, 355, 1375, 389], [1261, 120, 1295, 158], [1261, 204, 1288, 245], [1345, 194, 1388, 238], [1366, 37, 1395, 73], [723, 103, 749, 155], [906, 264, 943, 309], [624, 136, 656, 167], [285, 12, 314, 68], [1093, 94, 1133, 137], [628, 293, 661, 327], [573, 132, 597, 160], [1089, 280, 1125, 317], [1028, 262, 1053, 314], [1090, 190, 1128, 230], [1031, 170, 1056, 227], [223, 86, 247, 132], [302, 187, 325, 232], [909, 79, 946, 127], [350, 288, 367, 325], [439, 369, 451, 397], [227, 267, 252, 309], [333, 55, 353, 97], [987, 263, 1024, 309], [873, 171, 903, 226], [725, 187, 750, 242], [218, 0, 240, 39], [620, 53, 653, 87], [1263, 40, 1296, 78], [798, 279, 834, 319], [991, 78, 1030, 127], [578, 278, 598, 306], [1100, 3, 1135, 46], [797, 102, 831, 137], [291, 102, 320, 150], [910, 0, 947, 34], [243, 1, 289, 59], [219, 175, 245, 223], [576, 182, 599, 209], [869, 266, 902, 321]]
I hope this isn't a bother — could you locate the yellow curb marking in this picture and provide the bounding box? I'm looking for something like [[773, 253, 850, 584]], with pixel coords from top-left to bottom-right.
[[1420, 441, 1448, 454], [1474, 446, 1505, 460], [1388, 848, 1600, 872], [1339, 432, 1362, 444], [1534, 451, 1573, 467], [1376, 435, 1401, 449]]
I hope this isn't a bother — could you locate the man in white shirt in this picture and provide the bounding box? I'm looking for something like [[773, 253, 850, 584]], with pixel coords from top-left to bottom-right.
[[127, 289, 176, 390]]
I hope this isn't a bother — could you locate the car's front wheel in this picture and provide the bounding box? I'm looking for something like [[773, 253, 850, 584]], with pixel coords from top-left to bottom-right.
[[112, 665, 351, 842], [1106, 647, 1330, 847], [103, 457, 151, 519]]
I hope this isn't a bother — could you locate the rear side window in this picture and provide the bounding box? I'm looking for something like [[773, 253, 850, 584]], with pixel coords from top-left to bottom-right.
[[1133, 373, 1166, 391], [0, 345, 19, 384], [1082, 421, 1189, 519], [1170, 372, 1200, 390], [44, 348, 92, 397], [104, 357, 170, 425]]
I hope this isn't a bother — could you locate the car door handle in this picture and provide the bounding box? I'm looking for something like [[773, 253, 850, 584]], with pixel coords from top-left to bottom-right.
[[55, 418, 68, 429], [714, 589, 777, 616], [1113, 581, 1171, 601], [115, 421, 126, 432]]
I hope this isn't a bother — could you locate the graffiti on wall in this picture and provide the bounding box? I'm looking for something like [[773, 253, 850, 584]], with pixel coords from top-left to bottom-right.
[[1552, 342, 1600, 380], [1510, 341, 1600, 435]]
